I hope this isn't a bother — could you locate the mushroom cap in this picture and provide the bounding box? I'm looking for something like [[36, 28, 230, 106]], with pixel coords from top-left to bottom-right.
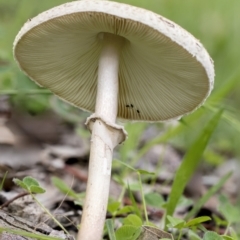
[[13, 0, 214, 122]]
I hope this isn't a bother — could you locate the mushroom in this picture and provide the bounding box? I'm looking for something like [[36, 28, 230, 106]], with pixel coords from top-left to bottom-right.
[[13, 1, 214, 240]]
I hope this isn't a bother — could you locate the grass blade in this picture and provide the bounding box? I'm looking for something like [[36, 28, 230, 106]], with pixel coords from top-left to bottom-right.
[[106, 219, 117, 240], [208, 70, 240, 105], [165, 110, 223, 225], [127, 184, 142, 219], [0, 171, 8, 191], [0, 227, 63, 240], [185, 171, 232, 220]]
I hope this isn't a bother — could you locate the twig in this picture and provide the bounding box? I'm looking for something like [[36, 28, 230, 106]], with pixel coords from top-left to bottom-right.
[[0, 192, 30, 209]]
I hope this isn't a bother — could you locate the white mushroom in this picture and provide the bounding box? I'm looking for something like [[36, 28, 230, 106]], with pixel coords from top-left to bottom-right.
[[13, 1, 214, 240]]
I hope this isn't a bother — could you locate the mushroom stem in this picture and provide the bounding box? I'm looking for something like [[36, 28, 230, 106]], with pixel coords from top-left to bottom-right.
[[78, 33, 125, 240], [95, 33, 124, 122]]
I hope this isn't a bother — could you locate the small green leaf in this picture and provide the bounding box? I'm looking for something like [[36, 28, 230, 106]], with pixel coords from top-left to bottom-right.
[[115, 225, 141, 240], [203, 231, 223, 240], [29, 185, 46, 194], [13, 178, 28, 191], [137, 169, 155, 176], [108, 201, 121, 214], [212, 214, 228, 228], [185, 216, 211, 227], [116, 206, 135, 215], [166, 216, 185, 229], [145, 192, 165, 209], [13, 177, 46, 194], [23, 176, 39, 187], [123, 214, 142, 227]]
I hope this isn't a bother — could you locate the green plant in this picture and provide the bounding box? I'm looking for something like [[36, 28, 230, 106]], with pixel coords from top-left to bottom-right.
[[13, 176, 68, 235], [167, 215, 211, 240], [166, 110, 223, 223]]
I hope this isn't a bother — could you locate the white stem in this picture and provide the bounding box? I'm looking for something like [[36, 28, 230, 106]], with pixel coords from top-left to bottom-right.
[[78, 33, 125, 240], [95, 33, 123, 122]]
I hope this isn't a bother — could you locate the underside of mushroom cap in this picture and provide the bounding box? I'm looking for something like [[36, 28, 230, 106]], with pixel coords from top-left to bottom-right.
[[14, 0, 214, 122]]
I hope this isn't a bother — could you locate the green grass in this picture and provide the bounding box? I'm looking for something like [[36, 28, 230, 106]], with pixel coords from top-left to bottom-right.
[[166, 110, 223, 220]]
